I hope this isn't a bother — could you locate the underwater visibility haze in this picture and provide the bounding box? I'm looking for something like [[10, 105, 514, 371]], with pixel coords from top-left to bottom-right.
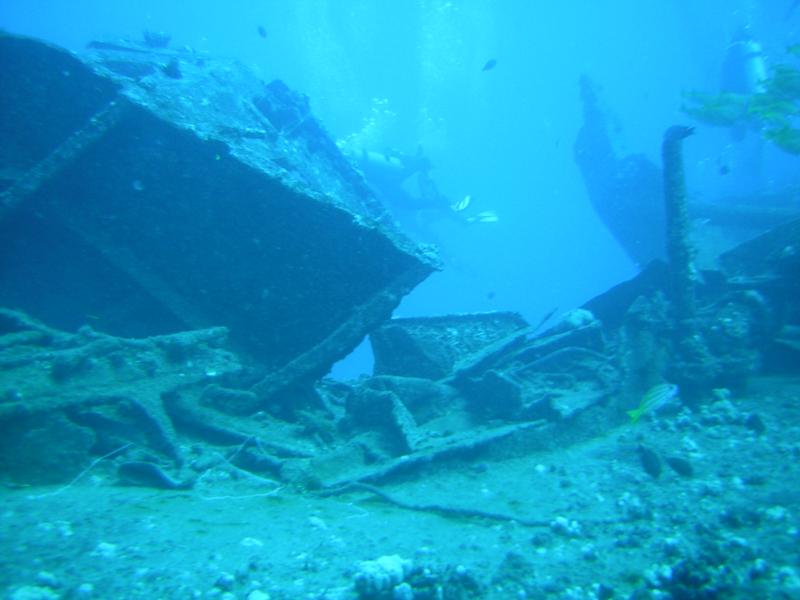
[[1, 1, 800, 598]]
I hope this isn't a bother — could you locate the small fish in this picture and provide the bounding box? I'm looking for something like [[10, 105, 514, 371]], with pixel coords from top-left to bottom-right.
[[466, 210, 499, 224], [637, 444, 662, 478], [627, 383, 679, 424], [451, 194, 471, 212], [482, 58, 497, 72], [665, 456, 693, 478], [257, 25, 267, 39]]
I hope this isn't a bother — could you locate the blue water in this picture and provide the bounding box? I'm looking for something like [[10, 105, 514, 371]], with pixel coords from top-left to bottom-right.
[[2, 0, 798, 379]]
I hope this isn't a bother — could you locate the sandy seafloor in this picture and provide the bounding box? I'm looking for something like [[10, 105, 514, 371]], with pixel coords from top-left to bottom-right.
[[2, 376, 799, 600]]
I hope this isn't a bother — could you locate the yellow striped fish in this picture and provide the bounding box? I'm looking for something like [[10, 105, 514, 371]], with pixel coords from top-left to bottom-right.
[[627, 383, 679, 424]]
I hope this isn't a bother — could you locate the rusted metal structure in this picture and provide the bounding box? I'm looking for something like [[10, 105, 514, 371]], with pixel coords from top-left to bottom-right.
[[0, 33, 438, 389]]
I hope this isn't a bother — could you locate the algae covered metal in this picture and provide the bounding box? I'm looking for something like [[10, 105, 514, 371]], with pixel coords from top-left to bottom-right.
[[0, 33, 438, 386]]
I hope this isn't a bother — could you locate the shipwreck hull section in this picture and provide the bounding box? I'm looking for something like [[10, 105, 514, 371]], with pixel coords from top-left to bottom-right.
[[0, 33, 436, 380]]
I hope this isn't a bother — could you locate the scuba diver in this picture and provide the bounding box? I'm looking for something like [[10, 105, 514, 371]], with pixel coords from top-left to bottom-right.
[[353, 146, 498, 242], [718, 26, 768, 192], [720, 27, 767, 97], [720, 26, 768, 142]]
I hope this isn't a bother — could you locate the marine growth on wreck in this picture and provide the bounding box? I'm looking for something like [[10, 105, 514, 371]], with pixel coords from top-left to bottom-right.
[[1, 5, 800, 599]]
